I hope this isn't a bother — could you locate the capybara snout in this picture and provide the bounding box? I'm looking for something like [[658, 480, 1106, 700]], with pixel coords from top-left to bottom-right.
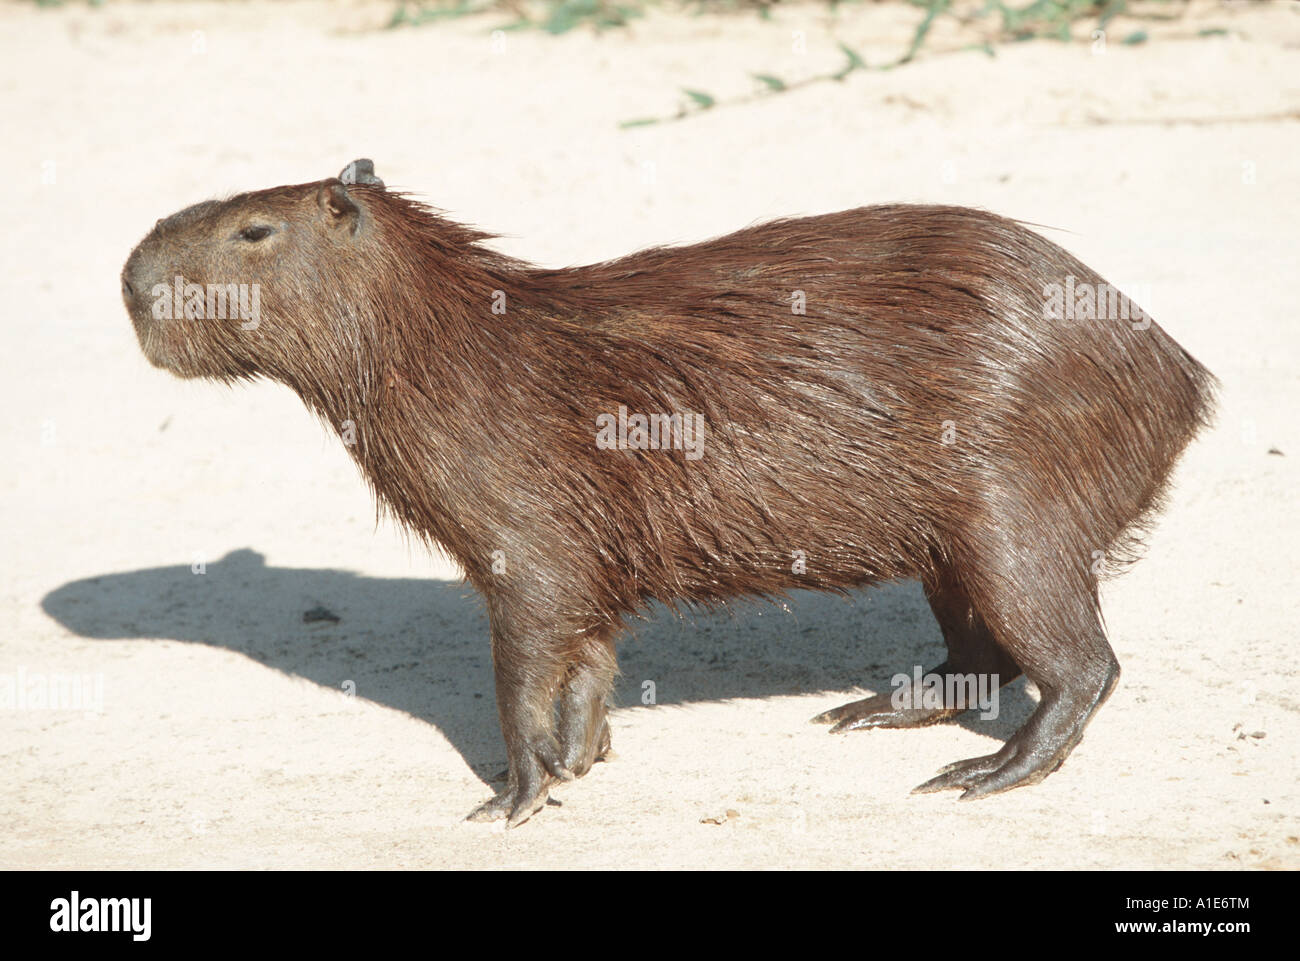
[[125, 159, 1216, 826]]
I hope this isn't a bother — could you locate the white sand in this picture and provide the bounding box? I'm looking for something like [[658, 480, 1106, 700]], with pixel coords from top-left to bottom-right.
[[2, 0, 1296, 868]]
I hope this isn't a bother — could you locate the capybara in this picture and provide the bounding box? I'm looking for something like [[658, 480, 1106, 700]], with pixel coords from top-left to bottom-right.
[[121, 160, 1216, 826]]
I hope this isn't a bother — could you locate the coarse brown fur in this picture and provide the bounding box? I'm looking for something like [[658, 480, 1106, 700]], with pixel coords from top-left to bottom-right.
[[122, 161, 1217, 826]]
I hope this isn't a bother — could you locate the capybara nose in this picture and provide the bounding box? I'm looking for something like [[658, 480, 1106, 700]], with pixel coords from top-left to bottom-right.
[[121, 254, 149, 308]]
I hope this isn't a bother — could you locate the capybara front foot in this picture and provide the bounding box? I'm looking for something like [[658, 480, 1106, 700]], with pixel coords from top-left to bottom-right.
[[466, 730, 576, 828], [466, 782, 553, 829], [468, 718, 608, 828], [467, 752, 573, 828]]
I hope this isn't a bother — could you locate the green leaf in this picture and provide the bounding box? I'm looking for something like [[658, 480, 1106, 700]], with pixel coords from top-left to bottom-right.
[[839, 42, 867, 72], [753, 73, 787, 92], [831, 43, 868, 80], [1121, 30, 1148, 45], [683, 89, 716, 110], [899, 0, 949, 64]]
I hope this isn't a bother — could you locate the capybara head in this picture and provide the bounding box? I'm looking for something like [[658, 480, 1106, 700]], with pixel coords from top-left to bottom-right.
[[120, 160, 389, 383]]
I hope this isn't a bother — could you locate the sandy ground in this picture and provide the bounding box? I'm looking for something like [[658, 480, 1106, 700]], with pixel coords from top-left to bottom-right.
[[1, 0, 1297, 869]]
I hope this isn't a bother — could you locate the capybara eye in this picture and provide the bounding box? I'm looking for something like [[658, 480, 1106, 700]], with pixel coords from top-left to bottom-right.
[[237, 225, 273, 243]]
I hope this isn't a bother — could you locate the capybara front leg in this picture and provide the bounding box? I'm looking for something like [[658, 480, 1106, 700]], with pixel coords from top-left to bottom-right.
[[914, 549, 1120, 798], [813, 569, 1021, 732], [466, 614, 576, 828]]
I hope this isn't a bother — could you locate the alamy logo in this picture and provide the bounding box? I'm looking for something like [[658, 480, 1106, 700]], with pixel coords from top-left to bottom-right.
[[151, 275, 261, 329], [595, 405, 706, 461], [1042, 275, 1151, 330], [0, 667, 102, 714], [891, 666, 999, 720], [49, 891, 151, 941]]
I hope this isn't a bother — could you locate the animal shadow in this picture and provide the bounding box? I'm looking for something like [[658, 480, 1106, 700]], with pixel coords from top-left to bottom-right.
[[41, 548, 1031, 782]]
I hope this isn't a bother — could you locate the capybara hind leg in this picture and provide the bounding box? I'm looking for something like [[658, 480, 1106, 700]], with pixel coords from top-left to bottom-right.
[[467, 611, 577, 828], [813, 570, 1021, 732], [556, 644, 616, 777], [914, 549, 1120, 799]]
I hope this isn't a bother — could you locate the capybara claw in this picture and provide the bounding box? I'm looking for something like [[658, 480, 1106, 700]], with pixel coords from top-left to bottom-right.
[[467, 784, 552, 827], [531, 737, 576, 782], [913, 744, 1060, 799], [811, 707, 861, 727], [813, 699, 888, 730], [466, 792, 513, 823], [912, 755, 999, 795], [828, 713, 888, 734], [815, 691, 956, 732], [506, 796, 549, 829]]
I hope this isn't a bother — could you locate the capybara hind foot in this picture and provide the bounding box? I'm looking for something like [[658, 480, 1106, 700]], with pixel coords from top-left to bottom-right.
[[813, 673, 963, 732], [815, 573, 1025, 733], [912, 738, 1058, 799], [913, 664, 1121, 799]]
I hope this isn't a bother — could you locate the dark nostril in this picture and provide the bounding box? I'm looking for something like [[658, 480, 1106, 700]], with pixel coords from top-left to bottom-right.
[[122, 277, 135, 299]]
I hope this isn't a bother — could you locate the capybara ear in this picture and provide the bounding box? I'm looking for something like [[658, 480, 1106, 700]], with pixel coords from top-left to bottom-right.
[[339, 158, 384, 188], [317, 181, 360, 234]]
